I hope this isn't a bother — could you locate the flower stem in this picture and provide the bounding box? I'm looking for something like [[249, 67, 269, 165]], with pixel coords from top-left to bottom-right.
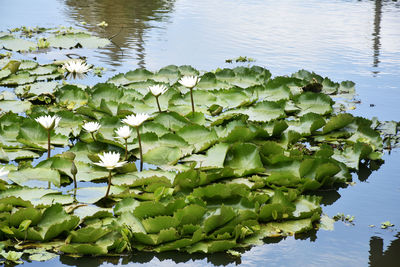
[[105, 170, 112, 198], [73, 188, 77, 202], [124, 138, 128, 161], [90, 132, 96, 142], [47, 130, 51, 159], [136, 126, 143, 172], [156, 96, 162, 113], [47, 130, 51, 189], [190, 88, 195, 114], [73, 173, 77, 189]]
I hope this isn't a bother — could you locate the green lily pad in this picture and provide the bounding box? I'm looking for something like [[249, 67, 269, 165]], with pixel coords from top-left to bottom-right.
[[224, 101, 286, 122], [177, 125, 218, 152], [17, 119, 69, 149], [0, 69, 11, 80], [8, 168, 61, 187], [0, 72, 36, 85], [0, 100, 32, 113], [47, 33, 111, 49], [143, 146, 182, 166], [294, 92, 333, 116], [15, 81, 59, 98], [27, 65, 58, 76], [0, 35, 36, 51], [224, 143, 264, 176], [0, 147, 39, 161], [19, 60, 38, 70], [29, 251, 58, 262], [11, 203, 79, 241]]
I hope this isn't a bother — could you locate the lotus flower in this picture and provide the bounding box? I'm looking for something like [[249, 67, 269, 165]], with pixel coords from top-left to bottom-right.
[[94, 151, 127, 170], [122, 113, 149, 171], [63, 59, 90, 78], [122, 113, 150, 127], [35, 115, 61, 162], [148, 84, 168, 97], [178, 76, 200, 89], [148, 84, 168, 113], [178, 76, 201, 114], [115, 125, 132, 160], [35, 115, 61, 130], [83, 122, 101, 133], [0, 167, 9, 177], [94, 151, 126, 198], [82, 121, 101, 141], [115, 125, 132, 140]]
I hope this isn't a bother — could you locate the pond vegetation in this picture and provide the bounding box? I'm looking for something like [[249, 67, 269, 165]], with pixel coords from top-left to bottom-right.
[[0, 26, 399, 264]]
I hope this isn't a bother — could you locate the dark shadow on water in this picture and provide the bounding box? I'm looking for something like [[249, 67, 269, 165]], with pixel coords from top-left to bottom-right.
[[59, 250, 240, 266], [131, 250, 240, 266], [357, 159, 384, 182], [313, 189, 342, 206], [63, 0, 176, 68], [372, 0, 382, 76], [60, 255, 122, 267], [370, 0, 400, 76], [369, 232, 400, 267]]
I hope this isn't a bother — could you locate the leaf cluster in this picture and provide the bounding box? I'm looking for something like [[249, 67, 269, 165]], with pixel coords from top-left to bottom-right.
[[0, 62, 393, 259]]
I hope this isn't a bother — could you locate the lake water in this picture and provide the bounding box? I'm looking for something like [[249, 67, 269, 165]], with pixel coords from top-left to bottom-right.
[[1, 0, 400, 266]]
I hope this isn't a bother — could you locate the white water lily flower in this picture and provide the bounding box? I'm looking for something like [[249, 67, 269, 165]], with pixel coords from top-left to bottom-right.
[[83, 122, 101, 133], [178, 76, 201, 88], [94, 151, 126, 170], [0, 167, 9, 177], [115, 125, 132, 139], [148, 84, 168, 97], [35, 115, 61, 130], [122, 113, 150, 127], [63, 59, 90, 74]]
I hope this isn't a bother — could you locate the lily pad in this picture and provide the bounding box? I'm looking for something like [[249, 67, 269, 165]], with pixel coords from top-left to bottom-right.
[[0, 35, 36, 51], [0, 100, 32, 113], [8, 167, 61, 187], [47, 33, 111, 49]]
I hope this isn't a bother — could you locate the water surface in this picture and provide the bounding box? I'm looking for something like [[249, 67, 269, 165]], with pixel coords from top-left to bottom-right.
[[1, 0, 400, 266]]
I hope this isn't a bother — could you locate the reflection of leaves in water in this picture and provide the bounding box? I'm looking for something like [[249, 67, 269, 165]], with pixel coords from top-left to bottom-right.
[[369, 233, 400, 267], [60, 250, 240, 267], [357, 159, 384, 182], [64, 0, 176, 67]]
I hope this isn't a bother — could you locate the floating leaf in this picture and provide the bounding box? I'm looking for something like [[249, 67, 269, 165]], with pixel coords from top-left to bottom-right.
[[47, 33, 111, 49], [177, 125, 218, 152], [203, 205, 236, 234], [224, 143, 264, 176], [60, 243, 108, 255], [0, 69, 11, 80], [69, 226, 111, 243], [294, 92, 333, 116], [29, 251, 58, 262], [12, 204, 79, 241], [322, 113, 354, 134], [9, 207, 41, 227], [0, 71, 36, 85], [224, 101, 286, 122], [0, 188, 60, 207], [17, 119, 69, 149], [0, 250, 23, 263], [0, 35, 36, 51], [0, 100, 32, 113], [15, 81, 59, 98], [143, 146, 182, 166]]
